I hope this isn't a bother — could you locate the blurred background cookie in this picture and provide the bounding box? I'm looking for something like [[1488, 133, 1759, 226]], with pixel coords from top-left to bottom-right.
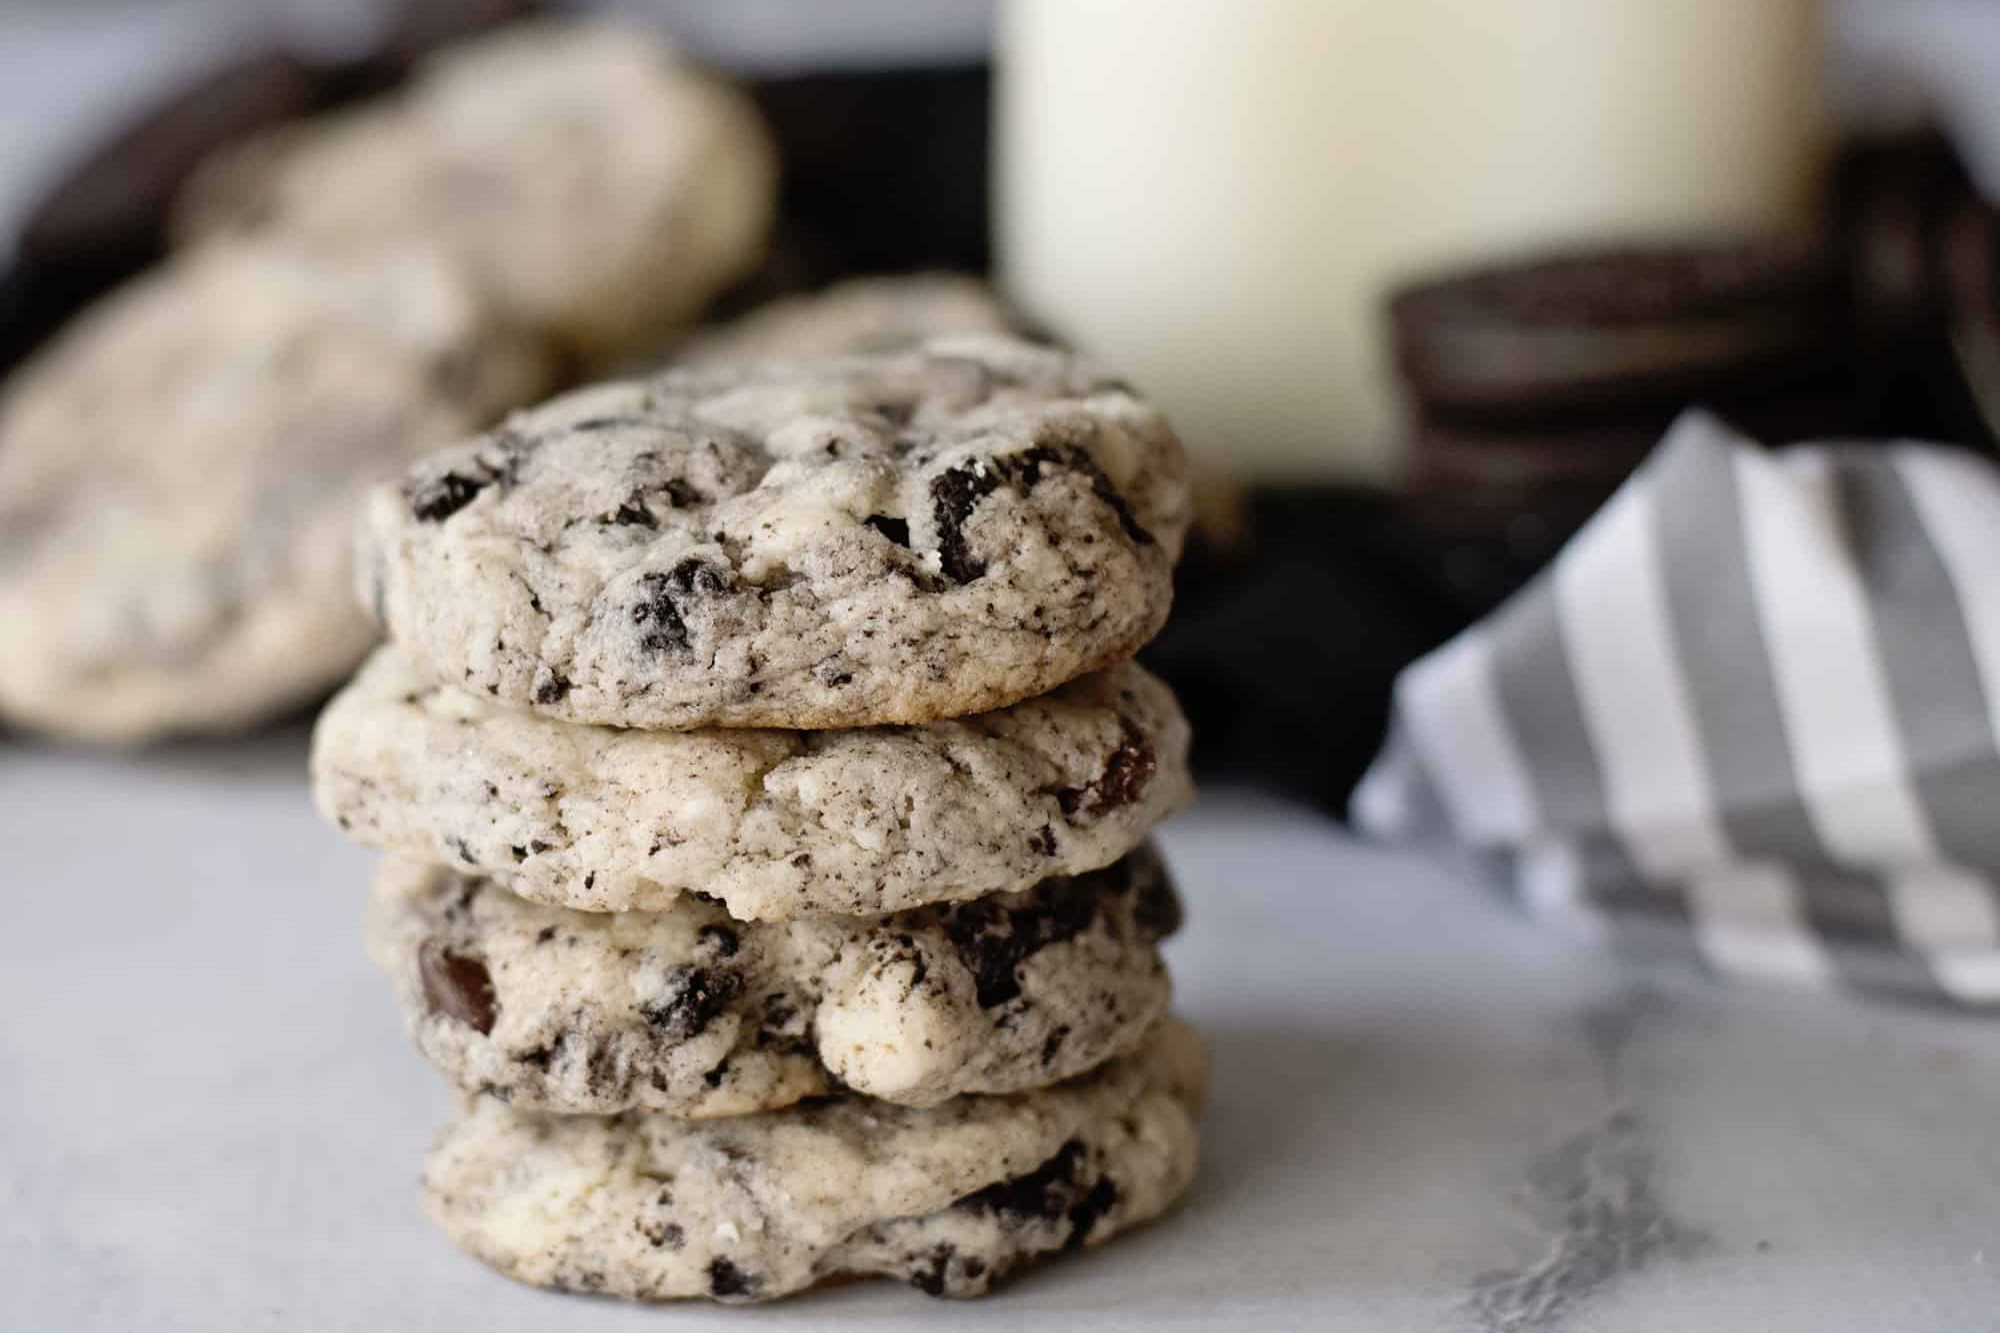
[[670, 273, 1022, 367], [0, 15, 784, 743], [0, 0, 546, 373], [175, 20, 777, 358], [0, 239, 551, 742]]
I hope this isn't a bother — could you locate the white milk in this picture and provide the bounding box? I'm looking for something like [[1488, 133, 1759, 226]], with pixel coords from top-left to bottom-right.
[[995, 0, 1825, 482]]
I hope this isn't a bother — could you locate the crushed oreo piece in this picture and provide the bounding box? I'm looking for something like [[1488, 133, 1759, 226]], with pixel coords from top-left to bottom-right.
[[640, 1217, 685, 1250], [639, 966, 743, 1042], [958, 1139, 1117, 1249], [632, 558, 733, 655], [909, 1242, 956, 1297], [1057, 735, 1157, 818], [532, 669, 570, 704], [418, 941, 497, 1034], [865, 513, 912, 547], [1013, 443, 1153, 545], [929, 462, 1004, 583], [930, 443, 1153, 585], [707, 1257, 760, 1300], [405, 442, 521, 523], [610, 497, 657, 528], [941, 874, 1100, 1009], [1040, 1025, 1070, 1066]]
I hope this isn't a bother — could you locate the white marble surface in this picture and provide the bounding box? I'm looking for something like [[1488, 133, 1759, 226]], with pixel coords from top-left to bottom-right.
[[5, 732, 2000, 1331]]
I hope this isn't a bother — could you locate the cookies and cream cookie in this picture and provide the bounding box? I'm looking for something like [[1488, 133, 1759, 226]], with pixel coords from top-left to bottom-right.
[[368, 847, 1179, 1114], [177, 20, 775, 356], [671, 274, 1020, 367], [359, 336, 1191, 730], [315, 645, 1189, 917], [422, 1018, 1203, 1302], [0, 238, 548, 742]]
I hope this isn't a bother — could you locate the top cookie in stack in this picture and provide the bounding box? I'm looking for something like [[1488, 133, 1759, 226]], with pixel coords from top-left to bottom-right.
[[312, 328, 1204, 1303], [358, 335, 1191, 731]]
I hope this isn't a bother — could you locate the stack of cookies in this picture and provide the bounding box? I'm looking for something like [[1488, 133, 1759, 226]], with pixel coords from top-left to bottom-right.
[[310, 336, 1205, 1303]]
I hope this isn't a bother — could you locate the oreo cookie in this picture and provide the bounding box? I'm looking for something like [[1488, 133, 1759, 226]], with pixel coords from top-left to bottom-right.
[[1388, 237, 1845, 424], [1830, 129, 2000, 449]]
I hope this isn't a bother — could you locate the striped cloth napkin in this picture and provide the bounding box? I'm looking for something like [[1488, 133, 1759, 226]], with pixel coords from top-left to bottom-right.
[[1353, 410, 2000, 1006]]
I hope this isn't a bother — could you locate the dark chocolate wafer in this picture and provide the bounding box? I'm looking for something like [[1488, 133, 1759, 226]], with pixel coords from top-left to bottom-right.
[[1389, 238, 1843, 422]]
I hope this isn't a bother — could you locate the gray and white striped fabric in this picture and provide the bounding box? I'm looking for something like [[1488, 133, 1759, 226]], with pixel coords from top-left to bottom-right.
[[1353, 410, 2000, 1006]]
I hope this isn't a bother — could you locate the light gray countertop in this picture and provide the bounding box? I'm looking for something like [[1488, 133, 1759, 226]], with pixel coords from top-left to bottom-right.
[[5, 732, 1999, 1331]]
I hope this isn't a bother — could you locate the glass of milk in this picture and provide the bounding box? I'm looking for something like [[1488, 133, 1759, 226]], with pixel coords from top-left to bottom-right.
[[995, 0, 1824, 483]]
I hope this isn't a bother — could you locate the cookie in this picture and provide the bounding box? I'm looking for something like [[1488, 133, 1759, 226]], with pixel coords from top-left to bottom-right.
[[314, 645, 1189, 917], [422, 1018, 1203, 1302], [367, 845, 1179, 1114], [1406, 388, 1873, 530], [345, 0, 547, 90], [0, 239, 550, 742], [176, 20, 775, 356], [1388, 239, 1840, 420], [671, 274, 1020, 367], [359, 336, 1191, 731]]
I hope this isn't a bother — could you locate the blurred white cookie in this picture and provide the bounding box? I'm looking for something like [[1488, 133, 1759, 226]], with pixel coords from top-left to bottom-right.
[[178, 19, 776, 356], [0, 238, 550, 742], [671, 274, 1020, 367]]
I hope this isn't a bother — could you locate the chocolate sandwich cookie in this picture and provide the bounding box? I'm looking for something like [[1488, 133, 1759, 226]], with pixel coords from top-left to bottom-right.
[[1831, 130, 2000, 450], [1405, 382, 1876, 530], [1408, 417, 1661, 504], [1386, 239, 1871, 617], [1388, 238, 1844, 423]]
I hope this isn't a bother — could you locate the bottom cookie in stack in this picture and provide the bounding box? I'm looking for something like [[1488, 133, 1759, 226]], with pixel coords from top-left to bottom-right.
[[423, 1019, 1205, 1303]]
